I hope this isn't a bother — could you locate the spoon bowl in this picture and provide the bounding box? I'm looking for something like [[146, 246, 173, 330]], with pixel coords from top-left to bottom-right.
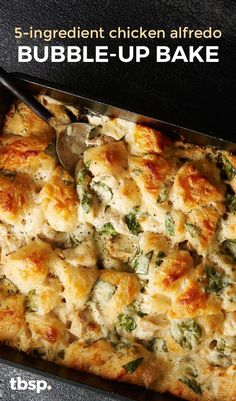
[[55, 122, 92, 173]]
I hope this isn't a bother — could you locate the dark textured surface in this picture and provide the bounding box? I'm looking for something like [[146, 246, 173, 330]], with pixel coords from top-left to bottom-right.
[[0, 362, 114, 401], [0, 0, 235, 137], [0, 1, 235, 400]]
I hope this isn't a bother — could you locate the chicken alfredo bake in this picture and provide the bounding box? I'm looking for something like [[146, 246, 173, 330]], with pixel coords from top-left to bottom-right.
[[0, 95, 236, 401]]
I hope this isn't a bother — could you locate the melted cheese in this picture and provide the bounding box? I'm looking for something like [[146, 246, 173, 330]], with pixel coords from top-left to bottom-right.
[[0, 135, 56, 187], [4, 241, 53, 294], [54, 260, 99, 311], [26, 312, 69, 359], [126, 124, 171, 155], [0, 174, 29, 225], [170, 280, 221, 318], [153, 250, 193, 293], [84, 141, 128, 178], [129, 154, 173, 205], [171, 161, 224, 211], [2, 100, 54, 141], [0, 294, 25, 342], [38, 166, 78, 232], [94, 270, 140, 327]]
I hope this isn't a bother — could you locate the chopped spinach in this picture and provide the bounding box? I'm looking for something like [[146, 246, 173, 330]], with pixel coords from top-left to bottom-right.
[[132, 250, 153, 275], [99, 223, 117, 236], [117, 314, 137, 332], [77, 166, 94, 213], [92, 279, 117, 308], [84, 159, 91, 168], [221, 155, 236, 181], [216, 339, 231, 358], [92, 181, 113, 201], [111, 338, 132, 351], [122, 357, 144, 373], [165, 213, 175, 236], [216, 337, 236, 357], [81, 191, 93, 213], [216, 336, 236, 366], [126, 302, 147, 318], [77, 166, 88, 185], [179, 376, 202, 394], [185, 223, 201, 238], [171, 319, 202, 350], [223, 239, 236, 261], [209, 337, 236, 367], [125, 208, 143, 235], [150, 337, 168, 353], [205, 266, 224, 295]]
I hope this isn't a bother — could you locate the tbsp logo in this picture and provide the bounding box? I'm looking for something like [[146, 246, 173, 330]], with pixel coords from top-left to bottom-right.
[[10, 376, 52, 394]]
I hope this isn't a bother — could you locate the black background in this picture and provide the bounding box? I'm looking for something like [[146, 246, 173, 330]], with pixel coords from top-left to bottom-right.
[[0, 0, 235, 140]]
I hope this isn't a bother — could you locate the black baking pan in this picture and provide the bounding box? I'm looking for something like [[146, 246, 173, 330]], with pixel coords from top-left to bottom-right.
[[7, 72, 236, 151], [0, 74, 235, 401]]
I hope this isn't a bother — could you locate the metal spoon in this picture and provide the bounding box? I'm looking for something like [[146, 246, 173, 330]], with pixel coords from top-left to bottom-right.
[[0, 66, 91, 173]]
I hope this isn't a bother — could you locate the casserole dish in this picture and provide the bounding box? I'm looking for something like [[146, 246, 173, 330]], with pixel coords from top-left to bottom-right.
[[0, 72, 234, 398]]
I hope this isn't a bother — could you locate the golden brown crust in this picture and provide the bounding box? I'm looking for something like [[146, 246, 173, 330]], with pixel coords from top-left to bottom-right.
[[64, 339, 159, 388], [84, 141, 128, 178], [99, 270, 140, 324], [38, 166, 78, 232], [161, 366, 236, 401], [172, 162, 224, 210], [0, 294, 25, 342], [170, 280, 221, 319], [0, 173, 30, 225], [2, 100, 54, 141], [130, 125, 172, 155], [154, 250, 193, 292], [0, 135, 56, 188], [3, 241, 52, 293]]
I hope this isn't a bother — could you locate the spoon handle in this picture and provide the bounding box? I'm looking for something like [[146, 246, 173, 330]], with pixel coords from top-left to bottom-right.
[[0, 66, 53, 124]]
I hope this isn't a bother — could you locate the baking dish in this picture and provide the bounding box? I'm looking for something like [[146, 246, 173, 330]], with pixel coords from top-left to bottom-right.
[[0, 73, 235, 401]]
